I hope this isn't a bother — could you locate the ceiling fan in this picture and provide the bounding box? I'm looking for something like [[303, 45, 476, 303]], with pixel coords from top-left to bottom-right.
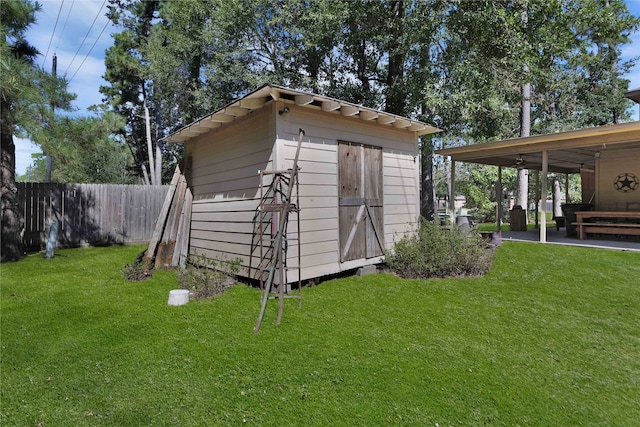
[[513, 154, 525, 168]]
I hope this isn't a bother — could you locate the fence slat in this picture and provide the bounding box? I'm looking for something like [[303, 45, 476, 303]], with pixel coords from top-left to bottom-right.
[[16, 183, 169, 250]]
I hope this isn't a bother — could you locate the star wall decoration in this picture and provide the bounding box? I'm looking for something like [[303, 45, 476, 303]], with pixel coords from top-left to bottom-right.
[[613, 173, 639, 193]]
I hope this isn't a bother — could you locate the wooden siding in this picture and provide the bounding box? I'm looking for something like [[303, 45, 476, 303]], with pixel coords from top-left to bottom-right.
[[276, 103, 419, 282], [186, 106, 276, 273], [16, 183, 168, 250], [595, 148, 640, 210], [185, 100, 420, 283]]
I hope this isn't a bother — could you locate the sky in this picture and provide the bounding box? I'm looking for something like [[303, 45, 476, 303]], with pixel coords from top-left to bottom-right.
[[14, 0, 640, 175]]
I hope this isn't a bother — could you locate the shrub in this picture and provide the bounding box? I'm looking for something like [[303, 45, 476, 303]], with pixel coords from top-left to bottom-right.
[[176, 251, 242, 299], [121, 251, 153, 281], [385, 220, 494, 279]]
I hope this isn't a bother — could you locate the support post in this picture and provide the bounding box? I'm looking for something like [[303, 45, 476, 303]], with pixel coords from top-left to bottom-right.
[[565, 173, 570, 204], [535, 170, 539, 229], [496, 167, 503, 232], [449, 159, 456, 227], [541, 150, 548, 243]]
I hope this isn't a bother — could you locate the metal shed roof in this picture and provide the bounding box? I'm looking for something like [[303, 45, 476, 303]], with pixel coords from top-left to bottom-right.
[[435, 121, 640, 174], [162, 84, 440, 143]]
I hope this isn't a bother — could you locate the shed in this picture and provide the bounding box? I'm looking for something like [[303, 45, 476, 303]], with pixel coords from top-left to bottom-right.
[[163, 84, 440, 283]]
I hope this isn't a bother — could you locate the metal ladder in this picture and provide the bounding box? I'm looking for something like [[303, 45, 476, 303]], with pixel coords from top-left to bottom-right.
[[252, 129, 304, 333]]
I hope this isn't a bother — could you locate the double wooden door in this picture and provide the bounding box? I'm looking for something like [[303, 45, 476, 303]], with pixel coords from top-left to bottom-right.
[[338, 142, 384, 262]]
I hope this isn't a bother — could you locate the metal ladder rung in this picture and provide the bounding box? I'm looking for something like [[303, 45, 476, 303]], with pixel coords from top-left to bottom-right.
[[267, 295, 301, 300]]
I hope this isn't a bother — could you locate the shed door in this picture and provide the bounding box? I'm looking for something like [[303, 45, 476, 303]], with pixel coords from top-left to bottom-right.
[[338, 142, 384, 262]]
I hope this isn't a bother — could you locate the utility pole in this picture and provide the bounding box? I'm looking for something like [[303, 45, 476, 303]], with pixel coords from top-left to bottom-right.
[[45, 54, 56, 183]]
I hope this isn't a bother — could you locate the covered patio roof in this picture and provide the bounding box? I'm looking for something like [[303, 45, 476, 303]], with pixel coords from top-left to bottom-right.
[[434, 121, 640, 243], [625, 87, 640, 103], [435, 121, 640, 174]]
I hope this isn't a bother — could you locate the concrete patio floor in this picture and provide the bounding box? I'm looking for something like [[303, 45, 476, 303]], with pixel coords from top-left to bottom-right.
[[499, 227, 640, 252]]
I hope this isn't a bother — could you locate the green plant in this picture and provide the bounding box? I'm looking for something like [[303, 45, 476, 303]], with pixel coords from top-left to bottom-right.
[[121, 261, 150, 281], [176, 251, 241, 299], [385, 220, 494, 279], [121, 250, 153, 281]]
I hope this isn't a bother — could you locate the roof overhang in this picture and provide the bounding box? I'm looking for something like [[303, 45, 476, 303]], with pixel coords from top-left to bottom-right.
[[435, 121, 640, 174], [625, 87, 640, 103], [162, 84, 441, 143]]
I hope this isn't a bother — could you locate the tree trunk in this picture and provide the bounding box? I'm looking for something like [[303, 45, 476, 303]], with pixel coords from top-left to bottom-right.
[[517, 6, 531, 221], [517, 73, 531, 218], [553, 176, 562, 218], [155, 140, 162, 185], [143, 97, 157, 185], [385, 0, 406, 115], [1, 100, 23, 262], [420, 136, 436, 221], [131, 123, 151, 185]]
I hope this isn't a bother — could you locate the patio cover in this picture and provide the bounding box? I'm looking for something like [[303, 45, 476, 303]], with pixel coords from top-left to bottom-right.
[[435, 121, 640, 242], [625, 87, 640, 103], [435, 121, 640, 174]]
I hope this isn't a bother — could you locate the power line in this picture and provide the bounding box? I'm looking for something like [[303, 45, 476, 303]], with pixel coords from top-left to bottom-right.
[[69, 17, 111, 83], [56, 0, 76, 51], [64, 0, 108, 76], [41, 0, 65, 69]]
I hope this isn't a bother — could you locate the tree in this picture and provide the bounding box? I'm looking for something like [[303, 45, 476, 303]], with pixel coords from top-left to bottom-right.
[[426, 0, 638, 219], [102, 0, 163, 185], [1, 0, 73, 261], [99, 0, 638, 222], [21, 108, 136, 184]]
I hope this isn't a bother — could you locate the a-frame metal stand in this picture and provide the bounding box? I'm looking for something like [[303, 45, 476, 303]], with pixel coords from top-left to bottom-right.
[[252, 129, 304, 333]]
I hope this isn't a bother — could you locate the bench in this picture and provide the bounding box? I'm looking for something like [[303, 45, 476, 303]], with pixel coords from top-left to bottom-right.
[[574, 222, 640, 240], [575, 211, 640, 240]]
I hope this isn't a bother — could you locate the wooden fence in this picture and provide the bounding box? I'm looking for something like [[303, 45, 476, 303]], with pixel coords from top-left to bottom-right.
[[16, 183, 169, 250]]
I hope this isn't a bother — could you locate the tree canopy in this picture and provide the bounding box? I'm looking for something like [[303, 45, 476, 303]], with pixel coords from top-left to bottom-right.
[[100, 0, 638, 192], [1, 0, 75, 261]]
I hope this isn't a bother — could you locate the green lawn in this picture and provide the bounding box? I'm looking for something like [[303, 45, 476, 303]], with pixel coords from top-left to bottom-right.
[[2, 243, 639, 426]]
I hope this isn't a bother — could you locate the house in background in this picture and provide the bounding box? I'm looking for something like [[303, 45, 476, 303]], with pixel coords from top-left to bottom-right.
[[163, 84, 440, 284]]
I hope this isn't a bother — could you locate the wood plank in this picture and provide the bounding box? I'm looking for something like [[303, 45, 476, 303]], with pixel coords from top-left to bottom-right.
[[579, 225, 640, 239], [191, 220, 255, 233], [339, 205, 366, 262], [147, 166, 181, 258], [365, 145, 384, 258], [338, 142, 362, 199], [192, 197, 260, 211], [192, 210, 256, 223], [338, 142, 365, 261], [172, 188, 193, 267], [298, 173, 337, 186], [190, 229, 255, 246]]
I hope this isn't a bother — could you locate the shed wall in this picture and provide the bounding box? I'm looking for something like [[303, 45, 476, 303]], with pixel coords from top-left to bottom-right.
[[186, 105, 275, 271], [274, 103, 419, 281], [185, 102, 420, 283]]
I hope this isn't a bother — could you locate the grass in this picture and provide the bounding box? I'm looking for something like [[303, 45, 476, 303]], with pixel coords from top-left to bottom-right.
[[2, 243, 640, 426]]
